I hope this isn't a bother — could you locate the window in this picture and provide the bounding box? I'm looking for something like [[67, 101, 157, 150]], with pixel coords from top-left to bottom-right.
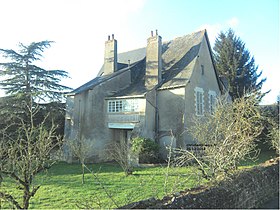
[[201, 65, 204, 75], [208, 90, 216, 114], [108, 101, 117, 112], [115, 100, 122, 112], [108, 99, 139, 113], [123, 99, 139, 112], [195, 87, 204, 116]]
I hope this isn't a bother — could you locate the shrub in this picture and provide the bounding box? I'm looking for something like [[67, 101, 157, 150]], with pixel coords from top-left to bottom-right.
[[175, 94, 263, 180], [268, 121, 279, 154], [107, 142, 133, 176], [131, 137, 159, 163], [258, 104, 279, 150]]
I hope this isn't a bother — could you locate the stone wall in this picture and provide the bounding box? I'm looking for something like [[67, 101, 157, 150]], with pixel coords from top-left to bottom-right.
[[119, 158, 279, 209]]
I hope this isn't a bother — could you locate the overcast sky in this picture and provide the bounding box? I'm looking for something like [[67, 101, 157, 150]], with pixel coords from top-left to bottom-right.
[[0, 0, 279, 104]]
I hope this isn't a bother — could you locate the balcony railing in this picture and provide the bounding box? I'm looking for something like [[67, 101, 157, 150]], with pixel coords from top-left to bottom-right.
[[108, 113, 141, 123]]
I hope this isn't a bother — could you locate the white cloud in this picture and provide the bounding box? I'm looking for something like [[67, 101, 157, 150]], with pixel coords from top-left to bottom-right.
[[197, 17, 240, 46], [227, 17, 239, 28]]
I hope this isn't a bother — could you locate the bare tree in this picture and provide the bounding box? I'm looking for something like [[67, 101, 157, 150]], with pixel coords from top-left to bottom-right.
[[107, 141, 133, 176], [0, 104, 62, 209], [66, 137, 91, 184], [175, 94, 263, 180]]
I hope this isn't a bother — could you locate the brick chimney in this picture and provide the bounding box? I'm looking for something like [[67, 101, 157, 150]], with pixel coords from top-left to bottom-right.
[[145, 30, 162, 88], [104, 34, 118, 75]]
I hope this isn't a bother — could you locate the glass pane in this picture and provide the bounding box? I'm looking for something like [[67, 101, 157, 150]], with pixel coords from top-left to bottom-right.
[[116, 100, 122, 112], [109, 101, 116, 112]]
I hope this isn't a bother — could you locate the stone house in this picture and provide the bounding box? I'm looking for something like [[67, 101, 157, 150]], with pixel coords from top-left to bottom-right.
[[63, 29, 227, 162]]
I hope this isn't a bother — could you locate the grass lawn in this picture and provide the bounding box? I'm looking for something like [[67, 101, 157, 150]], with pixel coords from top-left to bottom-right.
[[238, 149, 278, 168], [1, 150, 278, 209], [1, 162, 206, 209]]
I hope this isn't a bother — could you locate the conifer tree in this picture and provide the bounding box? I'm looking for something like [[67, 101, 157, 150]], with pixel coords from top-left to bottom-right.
[[0, 41, 71, 134], [0, 41, 70, 102], [213, 29, 266, 100], [0, 42, 68, 208]]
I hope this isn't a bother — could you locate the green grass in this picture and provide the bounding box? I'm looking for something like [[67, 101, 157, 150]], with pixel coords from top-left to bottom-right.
[[1, 162, 206, 209], [1, 150, 277, 209], [238, 149, 278, 168]]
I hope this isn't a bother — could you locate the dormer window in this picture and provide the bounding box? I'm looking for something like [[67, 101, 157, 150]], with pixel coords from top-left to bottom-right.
[[108, 99, 139, 113]]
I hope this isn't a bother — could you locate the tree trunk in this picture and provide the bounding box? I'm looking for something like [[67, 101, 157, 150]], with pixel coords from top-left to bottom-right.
[[82, 163, 85, 184], [23, 186, 31, 209]]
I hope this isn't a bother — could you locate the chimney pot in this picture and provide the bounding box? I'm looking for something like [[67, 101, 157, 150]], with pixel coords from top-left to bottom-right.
[[104, 34, 117, 75], [145, 30, 162, 88], [112, 34, 114, 40]]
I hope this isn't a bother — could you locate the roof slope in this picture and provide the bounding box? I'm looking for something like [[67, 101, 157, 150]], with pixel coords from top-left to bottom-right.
[[69, 62, 140, 95], [161, 31, 204, 88], [70, 30, 206, 96]]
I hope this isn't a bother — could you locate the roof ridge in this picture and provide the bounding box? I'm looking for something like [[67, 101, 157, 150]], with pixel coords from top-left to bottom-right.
[[163, 29, 206, 44], [117, 30, 206, 55], [118, 46, 145, 55]]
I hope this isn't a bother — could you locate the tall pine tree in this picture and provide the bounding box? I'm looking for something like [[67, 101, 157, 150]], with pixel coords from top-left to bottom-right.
[[0, 41, 71, 135], [0, 40, 71, 102], [213, 29, 266, 101]]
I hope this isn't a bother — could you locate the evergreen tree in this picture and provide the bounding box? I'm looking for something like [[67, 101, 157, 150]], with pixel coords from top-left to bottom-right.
[[0, 41, 71, 137], [0, 40, 71, 102], [0, 43, 69, 208], [213, 29, 266, 100]]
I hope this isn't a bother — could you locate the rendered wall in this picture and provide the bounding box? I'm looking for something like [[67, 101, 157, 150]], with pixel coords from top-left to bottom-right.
[[142, 89, 156, 140], [64, 70, 132, 162], [157, 87, 185, 157], [184, 35, 221, 145]]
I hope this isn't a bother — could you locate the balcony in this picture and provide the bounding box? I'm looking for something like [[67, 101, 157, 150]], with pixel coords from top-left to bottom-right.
[[107, 113, 141, 129]]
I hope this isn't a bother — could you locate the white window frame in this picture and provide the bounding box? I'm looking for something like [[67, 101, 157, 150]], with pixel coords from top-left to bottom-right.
[[108, 100, 118, 113], [208, 90, 217, 115], [108, 99, 139, 113], [194, 87, 204, 116]]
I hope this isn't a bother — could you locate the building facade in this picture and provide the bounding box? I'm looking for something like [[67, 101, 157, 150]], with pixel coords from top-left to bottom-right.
[[63, 30, 227, 162]]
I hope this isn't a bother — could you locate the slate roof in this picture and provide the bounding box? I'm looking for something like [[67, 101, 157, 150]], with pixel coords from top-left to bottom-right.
[[161, 31, 203, 88], [118, 47, 146, 64], [69, 61, 140, 95], [70, 30, 206, 96]]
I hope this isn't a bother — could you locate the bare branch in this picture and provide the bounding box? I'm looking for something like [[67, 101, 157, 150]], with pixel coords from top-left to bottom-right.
[[0, 192, 22, 209], [174, 94, 263, 180]]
